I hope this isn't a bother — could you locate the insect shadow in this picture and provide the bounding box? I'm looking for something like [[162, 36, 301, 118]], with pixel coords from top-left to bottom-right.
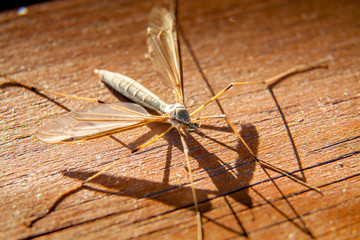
[[62, 122, 259, 237], [61, 122, 259, 210]]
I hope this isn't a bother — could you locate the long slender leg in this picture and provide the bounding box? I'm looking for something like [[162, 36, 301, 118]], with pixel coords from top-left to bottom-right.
[[190, 81, 266, 116], [177, 127, 203, 240], [1, 74, 154, 119], [264, 56, 330, 87], [1, 74, 106, 104], [26, 126, 174, 227], [190, 57, 330, 117]]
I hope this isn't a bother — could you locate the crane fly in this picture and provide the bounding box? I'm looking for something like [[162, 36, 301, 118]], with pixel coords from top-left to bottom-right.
[[16, 0, 330, 239]]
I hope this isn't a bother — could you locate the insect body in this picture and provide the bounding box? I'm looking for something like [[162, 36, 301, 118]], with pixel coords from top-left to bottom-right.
[[24, 1, 328, 239], [96, 69, 196, 129]]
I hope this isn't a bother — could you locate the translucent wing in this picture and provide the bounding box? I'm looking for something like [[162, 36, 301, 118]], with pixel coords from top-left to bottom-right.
[[147, 6, 184, 104], [36, 102, 162, 143]]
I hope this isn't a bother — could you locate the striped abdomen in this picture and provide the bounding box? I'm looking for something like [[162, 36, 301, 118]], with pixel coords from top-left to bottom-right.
[[95, 69, 168, 113]]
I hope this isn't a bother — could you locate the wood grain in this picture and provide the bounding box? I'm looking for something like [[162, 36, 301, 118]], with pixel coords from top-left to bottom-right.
[[1, 0, 359, 239]]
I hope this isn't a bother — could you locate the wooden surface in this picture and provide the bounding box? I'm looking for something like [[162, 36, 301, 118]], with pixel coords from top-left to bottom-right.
[[1, 0, 359, 239]]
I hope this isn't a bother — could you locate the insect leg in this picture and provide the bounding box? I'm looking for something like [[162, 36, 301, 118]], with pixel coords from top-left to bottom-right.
[[26, 126, 174, 227], [1, 74, 106, 104], [177, 127, 203, 240], [190, 57, 330, 117]]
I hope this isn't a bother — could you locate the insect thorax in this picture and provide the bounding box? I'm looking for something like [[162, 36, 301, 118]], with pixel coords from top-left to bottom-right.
[[164, 103, 193, 127]]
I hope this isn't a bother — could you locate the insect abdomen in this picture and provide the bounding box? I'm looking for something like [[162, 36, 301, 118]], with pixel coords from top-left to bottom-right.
[[95, 69, 168, 113]]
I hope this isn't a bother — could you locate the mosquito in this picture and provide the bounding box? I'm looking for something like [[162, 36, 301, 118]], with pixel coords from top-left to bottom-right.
[[4, 0, 330, 239]]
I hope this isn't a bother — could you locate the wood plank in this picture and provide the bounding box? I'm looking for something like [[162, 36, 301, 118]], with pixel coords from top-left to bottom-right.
[[1, 0, 359, 239]]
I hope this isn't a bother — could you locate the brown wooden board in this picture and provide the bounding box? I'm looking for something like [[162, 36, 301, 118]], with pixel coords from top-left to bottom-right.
[[1, 0, 359, 239]]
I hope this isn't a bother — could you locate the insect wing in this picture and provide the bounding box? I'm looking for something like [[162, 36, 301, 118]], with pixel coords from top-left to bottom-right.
[[147, 6, 184, 104], [36, 102, 158, 143]]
